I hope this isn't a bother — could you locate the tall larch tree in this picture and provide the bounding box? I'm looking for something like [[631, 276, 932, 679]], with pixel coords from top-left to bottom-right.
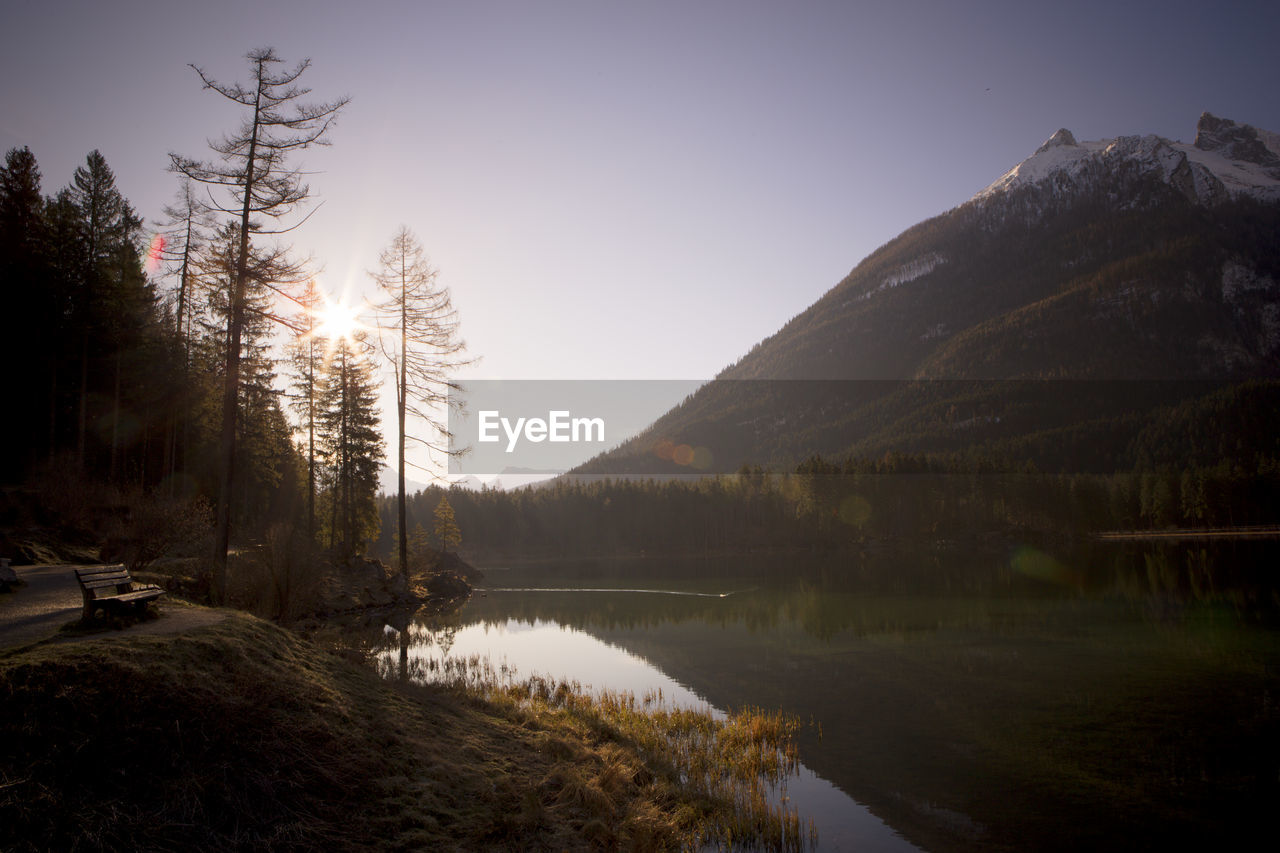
[[171, 47, 348, 601], [372, 227, 469, 582], [158, 176, 215, 346], [156, 176, 216, 490]]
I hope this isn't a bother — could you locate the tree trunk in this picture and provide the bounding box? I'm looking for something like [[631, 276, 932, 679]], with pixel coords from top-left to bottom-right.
[[398, 269, 408, 582], [308, 336, 316, 545], [340, 344, 351, 556], [213, 293, 244, 602], [110, 350, 121, 481], [211, 59, 264, 602], [77, 333, 88, 468], [48, 359, 57, 464]]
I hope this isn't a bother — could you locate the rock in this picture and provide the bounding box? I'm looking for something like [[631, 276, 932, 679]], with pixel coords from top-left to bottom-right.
[[0, 558, 18, 589], [1195, 112, 1280, 167], [434, 550, 484, 582], [365, 585, 392, 607], [349, 557, 388, 584], [425, 571, 472, 599]]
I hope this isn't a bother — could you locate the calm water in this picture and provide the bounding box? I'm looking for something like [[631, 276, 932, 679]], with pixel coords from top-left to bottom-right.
[[356, 544, 1280, 852]]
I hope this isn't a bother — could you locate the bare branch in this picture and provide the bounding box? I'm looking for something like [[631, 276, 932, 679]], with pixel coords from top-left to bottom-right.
[[254, 201, 324, 235]]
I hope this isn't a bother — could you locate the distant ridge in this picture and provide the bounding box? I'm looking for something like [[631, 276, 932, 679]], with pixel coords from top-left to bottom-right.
[[377, 465, 431, 497]]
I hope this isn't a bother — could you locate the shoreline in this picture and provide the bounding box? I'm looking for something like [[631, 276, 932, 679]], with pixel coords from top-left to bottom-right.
[[1, 607, 814, 852]]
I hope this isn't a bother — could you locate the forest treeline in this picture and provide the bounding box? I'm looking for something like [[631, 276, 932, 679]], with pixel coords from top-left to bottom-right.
[[1, 51, 471, 608], [383, 464, 1278, 561], [381, 379, 1279, 560], [0, 143, 383, 564]]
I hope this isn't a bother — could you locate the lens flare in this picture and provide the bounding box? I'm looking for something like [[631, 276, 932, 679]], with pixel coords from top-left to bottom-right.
[[146, 233, 166, 273], [1010, 546, 1074, 585], [652, 439, 712, 470], [838, 494, 873, 527], [690, 446, 713, 470]]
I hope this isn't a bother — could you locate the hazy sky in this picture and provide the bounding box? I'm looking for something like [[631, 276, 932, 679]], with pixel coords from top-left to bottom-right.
[[3, 0, 1278, 476]]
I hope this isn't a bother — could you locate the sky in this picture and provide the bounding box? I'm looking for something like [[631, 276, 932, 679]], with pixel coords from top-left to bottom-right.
[[3, 0, 1278, 478]]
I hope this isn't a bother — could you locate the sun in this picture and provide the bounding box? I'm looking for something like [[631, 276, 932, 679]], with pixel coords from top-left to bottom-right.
[[315, 296, 363, 342]]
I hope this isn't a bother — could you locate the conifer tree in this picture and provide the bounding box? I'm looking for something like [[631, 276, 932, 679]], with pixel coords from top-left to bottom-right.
[[0, 147, 50, 475], [317, 333, 384, 560], [433, 493, 461, 555], [190, 221, 303, 529], [409, 522, 432, 571], [67, 150, 147, 473], [0, 147, 45, 271]]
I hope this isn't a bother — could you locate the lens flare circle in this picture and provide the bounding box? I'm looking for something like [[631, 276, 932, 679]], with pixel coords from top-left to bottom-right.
[[146, 233, 166, 274]]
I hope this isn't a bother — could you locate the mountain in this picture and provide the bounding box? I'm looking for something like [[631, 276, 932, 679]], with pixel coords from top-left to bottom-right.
[[377, 465, 432, 496], [575, 113, 1280, 476]]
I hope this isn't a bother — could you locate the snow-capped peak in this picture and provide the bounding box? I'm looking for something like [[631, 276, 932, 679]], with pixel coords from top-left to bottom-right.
[[1035, 128, 1078, 154], [973, 114, 1280, 205]]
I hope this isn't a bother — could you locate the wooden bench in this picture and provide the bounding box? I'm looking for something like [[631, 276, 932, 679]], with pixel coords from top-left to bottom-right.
[[74, 565, 165, 621]]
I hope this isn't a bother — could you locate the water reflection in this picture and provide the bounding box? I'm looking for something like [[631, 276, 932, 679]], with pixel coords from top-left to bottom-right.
[[384, 618, 714, 711], [375, 611, 920, 852], [348, 541, 1279, 852]]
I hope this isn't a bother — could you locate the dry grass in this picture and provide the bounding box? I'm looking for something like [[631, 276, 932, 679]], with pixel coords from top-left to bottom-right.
[[373, 651, 818, 850], [1, 609, 814, 851]]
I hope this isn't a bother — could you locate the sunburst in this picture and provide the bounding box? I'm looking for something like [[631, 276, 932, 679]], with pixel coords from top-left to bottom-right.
[[314, 295, 364, 343]]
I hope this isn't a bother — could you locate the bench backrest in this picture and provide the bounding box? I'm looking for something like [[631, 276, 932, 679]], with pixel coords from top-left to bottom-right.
[[75, 565, 134, 592]]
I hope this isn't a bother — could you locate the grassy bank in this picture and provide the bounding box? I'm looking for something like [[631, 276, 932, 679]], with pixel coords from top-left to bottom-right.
[[1, 610, 809, 851]]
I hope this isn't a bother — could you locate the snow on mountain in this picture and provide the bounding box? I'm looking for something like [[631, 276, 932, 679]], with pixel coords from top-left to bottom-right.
[[847, 252, 948, 305], [974, 113, 1280, 205]]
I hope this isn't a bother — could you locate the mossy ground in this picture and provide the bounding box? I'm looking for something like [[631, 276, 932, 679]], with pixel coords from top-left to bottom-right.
[[1, 609, 809, 851]]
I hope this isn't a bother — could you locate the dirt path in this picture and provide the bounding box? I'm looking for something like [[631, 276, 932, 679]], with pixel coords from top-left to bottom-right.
[[0, 564, 227, 652]]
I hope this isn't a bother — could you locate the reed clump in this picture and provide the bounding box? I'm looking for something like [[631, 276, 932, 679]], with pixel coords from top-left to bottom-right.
[[429, 659, 819, 852]]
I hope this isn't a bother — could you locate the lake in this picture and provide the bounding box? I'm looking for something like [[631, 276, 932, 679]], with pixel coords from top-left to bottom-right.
[[352, 543, 1280, 851]]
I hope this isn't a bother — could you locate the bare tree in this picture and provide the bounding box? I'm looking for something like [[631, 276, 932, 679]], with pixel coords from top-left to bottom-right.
[[171, 47, 348, 601], [371, 227, 470, 581], [156, 176, 216, 492], [158, 176, 214, 344]]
